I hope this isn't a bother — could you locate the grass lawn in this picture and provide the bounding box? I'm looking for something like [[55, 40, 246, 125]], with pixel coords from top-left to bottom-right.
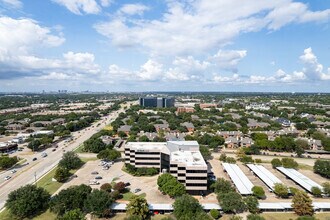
[[36, 167, 63, 195], [121, 191, 146, 201], [103, 125, 113, 131], [298, 163, 314, 171], [74, 144, 85, 153], [80, 157, 98, 163], [0, 209, 56, 220], [261, 212, 330, 220]]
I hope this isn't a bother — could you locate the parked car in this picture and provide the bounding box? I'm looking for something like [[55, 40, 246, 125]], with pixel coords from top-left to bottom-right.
[[134, 188, 141, 193], [32, 157, 37, 161], [4, 176, 11, 180], [91, 171, 99, 175], [102, 166, 109, 170], [89, 180, 100, 185], [52, 149, 56, 152], [95, 176, 102, 180], [125, 182, 131, 187], [72, 174, 78, 178]]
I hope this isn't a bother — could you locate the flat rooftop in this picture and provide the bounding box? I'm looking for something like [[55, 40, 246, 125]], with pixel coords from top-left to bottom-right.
[[125, 142, 167, 151], [171, 150, 206, 167]]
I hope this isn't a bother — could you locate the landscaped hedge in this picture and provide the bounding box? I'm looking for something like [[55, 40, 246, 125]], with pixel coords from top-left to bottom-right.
[[124, 164, 158, 176]]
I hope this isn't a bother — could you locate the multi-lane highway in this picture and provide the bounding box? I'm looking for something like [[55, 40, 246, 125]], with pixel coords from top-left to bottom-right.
[[0, 101, 135, 210]]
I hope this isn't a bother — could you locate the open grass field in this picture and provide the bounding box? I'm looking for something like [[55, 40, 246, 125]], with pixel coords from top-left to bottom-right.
[[36, 166, 63, 195], [261, 212, 330, 220]]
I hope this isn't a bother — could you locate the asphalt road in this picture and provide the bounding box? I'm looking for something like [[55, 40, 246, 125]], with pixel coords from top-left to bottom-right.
[[0, 101, 135, 210]]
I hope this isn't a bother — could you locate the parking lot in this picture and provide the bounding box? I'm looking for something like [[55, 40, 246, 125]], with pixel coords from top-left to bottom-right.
[[208, 157, 329, 202], [55, 160, 175, 203]]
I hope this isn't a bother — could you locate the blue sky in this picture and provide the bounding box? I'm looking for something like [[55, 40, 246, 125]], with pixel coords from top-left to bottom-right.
[[0, 0, 329, 92]]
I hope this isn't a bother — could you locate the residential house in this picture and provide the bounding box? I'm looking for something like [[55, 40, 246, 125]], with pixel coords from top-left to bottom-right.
[[181, 122, 195, 132]]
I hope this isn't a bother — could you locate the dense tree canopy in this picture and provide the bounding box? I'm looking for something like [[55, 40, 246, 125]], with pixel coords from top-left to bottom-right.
[[6, 184, 51, 219], [173, 194, 206, 220], [126, 196, 149, 220], [157, 173, 186, 197], [314, 160, 330, 178], [50, 184, 92, 216], [84, 189, 114, 217], [218, 191, 246, 213], [59, 151, 83, 170], [292, 191, 314, 216]]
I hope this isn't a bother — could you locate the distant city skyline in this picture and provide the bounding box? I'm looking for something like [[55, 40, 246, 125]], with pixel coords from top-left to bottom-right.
[[0, 0, 330, 92]]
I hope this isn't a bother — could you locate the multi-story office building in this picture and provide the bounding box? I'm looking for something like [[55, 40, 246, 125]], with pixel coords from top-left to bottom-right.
[[124, 141, 207, 193], [139, 97, 175, 108]]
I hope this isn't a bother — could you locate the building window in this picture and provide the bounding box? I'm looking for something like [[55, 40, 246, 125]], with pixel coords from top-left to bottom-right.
[[135, 152, 160, 155], [178, 167, 186, 170], [134, 157, 159, 160], [186, 177, 206, 180], [186, 170, 207, 173], [170, 164, 177, 167], [185, 183, 207, 187], [178, 173, 185, 177], [135, 162, 159, 165]]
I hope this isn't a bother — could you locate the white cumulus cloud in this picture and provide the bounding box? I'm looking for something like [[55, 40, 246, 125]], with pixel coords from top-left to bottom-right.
[[52, 0, 101, 15]]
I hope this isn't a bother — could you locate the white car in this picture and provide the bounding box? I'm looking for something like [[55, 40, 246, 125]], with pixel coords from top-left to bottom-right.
[[11, 169, 16, 174], [4, 176, 11, 181]]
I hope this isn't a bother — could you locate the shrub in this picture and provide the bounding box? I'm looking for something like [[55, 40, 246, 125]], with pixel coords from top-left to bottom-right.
[[271, 158, 282, 168], [281, 158, 298, 169], [274, 183, 289, 198], [0, 156, 18, 169], [247, 214, 265, 220], [314, 160, 330, 178], [289, 187, 299, 196], [226, 157, 236, 164], [252, 186, 265, 199], [125, 164, 158, 176], [54, 167, 71, 182], [255, 159, 262, 163], [311, 187, 322, 197], [113, 182, 126, 193], [210, 209, 220, 219], [100, 183, 112, 193]]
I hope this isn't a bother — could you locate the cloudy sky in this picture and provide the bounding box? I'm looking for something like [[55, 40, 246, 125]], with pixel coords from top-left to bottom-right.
[[0, 0, 329, 92]]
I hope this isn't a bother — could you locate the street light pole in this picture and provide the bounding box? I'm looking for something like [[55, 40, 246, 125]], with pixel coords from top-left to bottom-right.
[[34, 172, 37, 186]]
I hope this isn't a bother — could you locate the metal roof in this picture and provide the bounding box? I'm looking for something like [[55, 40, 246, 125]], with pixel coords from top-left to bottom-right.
[[276, 167, 323, 193], [222, 163, 254, 195], [246, 164, 282, 190]]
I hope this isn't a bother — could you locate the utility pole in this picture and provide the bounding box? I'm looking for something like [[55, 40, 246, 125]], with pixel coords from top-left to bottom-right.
[[34, 172, 37, 186]]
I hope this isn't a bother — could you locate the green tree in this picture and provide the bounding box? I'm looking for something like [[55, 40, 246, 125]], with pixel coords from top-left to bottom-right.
[[84, 189, 114, 217], [60, 209, 86, 220], [113, 182, 126, 193], [219, 153, 227, 161], [173, 194, 205, 220], [97, 149, 121, 161], [251, 186, 265, 199], [54, 166, 71, 182], [322, 182, 330, 196], [289, 187, 300, 196], [211, 178, 235, 194], [226, 157, 236, 164], [200, 145, 212, 160], [50, 184, 92, 216], [157, 173, 186, 197], [6, 184, 51, 219], [126, 196, 149, 220], [59, 151, 82, 170], [0, 156, 18, 169], [292, 191, 314, 216], [244, 196, 259, 214], [100, 183, 112, 193], [274, 183, 289, 198], [84, 138, 106, 153], [229, 216, 243, 220], [313, 160, 330, 178], [247, 214, 266, 220], [218, 192, 246, 213], [281, 158, 298, 169], [311, 186, 322, 197], [271, 158, 282, 168], [210, 209, 220, 219]]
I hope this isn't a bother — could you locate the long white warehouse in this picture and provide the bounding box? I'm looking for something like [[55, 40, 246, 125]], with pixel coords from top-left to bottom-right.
[[247, 164, 282, 190], [276, 167, 323, 193], [222, 163, 254, 195]]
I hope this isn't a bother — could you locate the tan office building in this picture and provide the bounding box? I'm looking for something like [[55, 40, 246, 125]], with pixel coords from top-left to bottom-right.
[[124, 141, 208, 193]]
